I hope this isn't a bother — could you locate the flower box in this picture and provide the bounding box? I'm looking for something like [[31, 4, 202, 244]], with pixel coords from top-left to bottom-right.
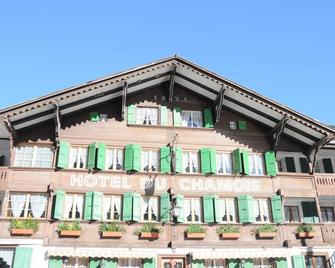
[[10, 229, 34, 236], [140, 232, 160, 239], [101, 231, 122, 238], [257, 232, 277, 238], [59, 230, 81, 237], [220, 233, 240, 239], [297, 232, 316, 238], [186, 232, 206, 239]]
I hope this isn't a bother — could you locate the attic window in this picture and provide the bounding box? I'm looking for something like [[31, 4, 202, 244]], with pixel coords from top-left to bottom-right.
[[100, 114, 108, 122], [89, 112, 100, 122], [229, 122, 237, 130]]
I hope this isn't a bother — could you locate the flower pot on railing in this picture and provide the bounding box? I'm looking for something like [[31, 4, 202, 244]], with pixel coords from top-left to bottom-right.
[[220, 233, 240, 239], [10, 229, 34, 236], [9, 219, 39, 236], [57, 221, 81, 238], [297, 232, 316, 238], [134, 223, 162, 240], [216, 225, 241, 240], [59, 230, 81, 237], [254, 224, 277, 239], [140, 232, 160, 239], [99, 223, 124, 239], [296, 224, 316, 239], [101, 231, 123, 238]]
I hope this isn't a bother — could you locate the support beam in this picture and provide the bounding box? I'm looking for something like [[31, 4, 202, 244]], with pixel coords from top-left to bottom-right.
[[269, 115, 289, 151], [3, 116, 16, 140], [121, 81, 128, 120], [169, 65, 177, 103], [214, 84, 227, 126], [53, 101, 61, 141]]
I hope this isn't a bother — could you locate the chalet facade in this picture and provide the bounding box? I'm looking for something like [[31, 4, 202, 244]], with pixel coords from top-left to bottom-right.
[[0, 56, 335, 268]]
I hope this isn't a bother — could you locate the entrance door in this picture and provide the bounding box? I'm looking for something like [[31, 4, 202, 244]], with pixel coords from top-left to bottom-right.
[[162, 258, 184, 268]]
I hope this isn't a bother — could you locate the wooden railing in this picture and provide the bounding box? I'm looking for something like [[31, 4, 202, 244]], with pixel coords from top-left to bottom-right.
[[314, 174, 335, 195], [321, 224, 335, 244], [0, 167, 8, 189]]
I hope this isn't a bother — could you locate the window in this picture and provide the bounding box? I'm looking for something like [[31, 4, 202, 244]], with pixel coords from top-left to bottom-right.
[[219, 198, 236, 222], [321, 206, 335, 222], [322, 158, 334, 173], [216, 153, 233, 174], [141, 196, 158, 221], [254, 258, 272, 268], [0, 248, 15, 268], [63, 194, 84, 219], [249, 154, 264, 175], [183, 152, 198, 173], [284, 206, 300, 223], [64, 257, 88, 268], [181, 110, 203, 128], [184, 198, 202, 223], [69, 147, 88, 169], [142, 150, 158, 172], [102, 195, 121, 221], [253, 199, 270, 222], [7, 193, 47, 218], [118, 258, 141, 268], [136, 107, 158, 125], [305, 256, 326, 268], [106, 148, 123, 171], [14, 146, 53, 168], [204, 259, 225, 268]]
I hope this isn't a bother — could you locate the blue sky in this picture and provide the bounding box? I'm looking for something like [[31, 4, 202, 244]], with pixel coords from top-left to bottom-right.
[[1, 1, 334, 124]]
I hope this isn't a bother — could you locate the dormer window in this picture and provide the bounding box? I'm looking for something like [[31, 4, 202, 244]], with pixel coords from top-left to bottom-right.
[[136, 107, 158, 125], [181, 110, 203, 128]]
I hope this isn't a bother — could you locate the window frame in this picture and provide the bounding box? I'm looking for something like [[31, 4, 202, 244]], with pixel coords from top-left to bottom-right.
[[63, 193, 85, 220], [181, 110, 203, 128], [105, 147, 124, 171], [102, 195, 122, 221], [13, 145, 54, 168], [182, 151, 199, 174], [253, 199, 270, 223], [216, 152, 233, 175], [184, 197, 202, 223], [141, 150, 159, 172], [219, 198, 237, 223], [68, 146, 88, 169], [284, 205, 300, 223], [136, 106, 159, 126], [249, 153, 265, 176], [320, 206, 335, 222], [141, 196, 159, 222]]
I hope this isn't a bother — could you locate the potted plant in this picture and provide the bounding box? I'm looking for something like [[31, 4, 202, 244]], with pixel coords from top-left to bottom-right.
[[185, 224, 206, 239], [296, 224, 316, 238], [9, 219, 39, 236], [99, 222, 124, 238], [57, 221, 81, 237], [134, 222, 162, 239], [216, 224, 240, 239], [255, 224, 277, 238]]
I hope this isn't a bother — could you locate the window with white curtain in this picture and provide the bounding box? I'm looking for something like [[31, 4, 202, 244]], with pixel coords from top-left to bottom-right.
[[105, 148, 123, 171], [14, 146, 53, 168], [216, 153, 233, 174], [69, 147, 88, 169], [253, 199, 270, 222], [183, 152, 198, 173], [142, 150, 158, 172], [249, 154, 265, 175], [7, 193, 47, 218], [0, 248, 15, 268], [102, 195, 121, 221], [219, 198, 236, 222], [184, 198, 202, 223], [181, 110, 203, 128], [136, 107, 158, 125], [63, 194, 84, 220], [205, 259, 225, 268], [64, 257, 88, 268], [141, 196, 158, 221], [118, 258, 141, 268]]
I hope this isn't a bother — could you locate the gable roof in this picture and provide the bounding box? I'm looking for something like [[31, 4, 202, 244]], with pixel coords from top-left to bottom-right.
[[1, 55, 334, 147]]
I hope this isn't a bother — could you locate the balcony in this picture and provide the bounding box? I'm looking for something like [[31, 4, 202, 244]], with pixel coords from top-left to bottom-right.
[[314, 174, 335, 196], [321, 224, 335, 244]]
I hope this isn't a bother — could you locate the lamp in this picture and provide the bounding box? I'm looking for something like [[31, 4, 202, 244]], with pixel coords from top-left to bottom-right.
[[172, 201, 182, 218]]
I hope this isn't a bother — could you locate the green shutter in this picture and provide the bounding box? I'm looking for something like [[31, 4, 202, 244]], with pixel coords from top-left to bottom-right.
[[132, 192, 141, 222], [238, 120, 247, 130], [200, 148, 216, 174], [203, 194, 215, 223], [127, 105, 136, 124], [228, 259, 240, 268], [292, 255, 306, 268], [84, 192, 94, 220], [244, 259, 254, 268], [174, 147, 183, 173], [49, 257, 62, 268], [233, 148, 242, 174], [160, 193, 171, 223], [237, 195, 254, 223], [302, 201, 319, 223], [105, 258, 118, 268], [57, 141, 70, 169], [143, 258, 156, 268], [89, 258, 100, 268], [203, 107, 213, 128], [271, 195, 284, 224], [96, 143, 106, 170], [92, 192, 103, 221], [275, 258, 288, 268], [214, 195, 221, 223], [160, 106, 168, 126], [122, 192, 134, 221], [160, 146, 171, 173], [13, 247, 33, 268], [53, 190, 65, 220], [242, 149, 250, 175], [133, 144, 142, 171], [173, 107, 182, 126], [265, 151, 277, 176], [124, 144, 142, 172], [87, 142, 97, 170], [89, 112, 100, 122], [175, 194, 185, 223], [192, 260, 205, 268]]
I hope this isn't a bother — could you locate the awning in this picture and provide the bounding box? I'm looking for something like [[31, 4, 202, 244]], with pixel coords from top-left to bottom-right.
[[47, 247, 156, 258], [192, 248, 291, 260]]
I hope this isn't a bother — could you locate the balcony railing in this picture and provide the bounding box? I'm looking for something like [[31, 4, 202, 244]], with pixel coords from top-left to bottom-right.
[[314, 174, 335, 195], [321, 224, 335, 244]]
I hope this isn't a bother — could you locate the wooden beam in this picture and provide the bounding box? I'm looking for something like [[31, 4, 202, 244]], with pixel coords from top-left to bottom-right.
[[121, 81, 128, 120], [3, 116, 16, 140], [169, 65, 177, 103], [53, 101, 61, 142], [214, 84, 227, 126], [270, 115, 289, 151]]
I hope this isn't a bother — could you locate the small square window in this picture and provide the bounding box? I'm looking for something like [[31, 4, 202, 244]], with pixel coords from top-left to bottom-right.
[[238, 120, 247, 130], [229, 121, 237, 130], [89, 112, 100, 122], [99, 114, 108, 122]]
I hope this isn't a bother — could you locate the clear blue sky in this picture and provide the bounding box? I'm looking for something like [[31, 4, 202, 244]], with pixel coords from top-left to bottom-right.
[[1, 1, 334, 125]]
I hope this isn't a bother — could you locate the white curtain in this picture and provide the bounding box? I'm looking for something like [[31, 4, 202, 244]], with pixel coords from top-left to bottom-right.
[[223, 153, 233, 174], [192, 111, 203, 127], [216, 154, 223, 173], [142, 151, 149, 171], [261, 199, 269, 221], [150, 151, 158, 171], [107, 149, 114, 170], [147, 108, 157, 125], [116, 150, 123, 170], [193, 199, 201, 222], [181, 111, 192, 127], [141, 197, 149, 220], [76, 195, 84, 218], [79, 148, 87, 169], [249, 155, 256, 175], [228, 199, 236, 222], [150, 198, 158, 219], [255, 155, 264, 175], [191, 153, 198, 173], [183, 153, 189, 173], [114, 196, 121, 217], [253, 200, 260, 221], [63, 195, 74, 219], [69, 148, 78, 168], [102, 196, 112, 220], [119, 258, 141, 268], [184, 199, 191, 221], [220, 199, 226, 221], [10, 194, 27, 217], [0, 248, 15, 267], [30, 194, 47, 218]]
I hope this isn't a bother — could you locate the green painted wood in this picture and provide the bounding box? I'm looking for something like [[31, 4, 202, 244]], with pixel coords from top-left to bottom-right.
[[233, 148, 242, 174], [160, 146, 171, 173], [245, 259, 254, 268], [13, 247, 33, 268], [53, 190, 65, 220], [271, 195, 284, 224], [143, 258, 156, 268], [84, 192, 94, 221], [203, 107, 213, 128], [173, 107, 182, 126], [275, 258, 288, 268], [302, 201, 319, 223], [133, 144, 142, 172], [174, 147, 183, 173], [127, 105, 136, 124], [105, 258, 118, 268], [124, 144, 141, 172], [238, 120, 247, 130], [203, 194, 215, 223], [242, 149, 250, 175], [96, 143, 106, 170], [265, 151, 277, 176], [214, 195, 221, 223], [228, 259, 240, 268], [92, 192, 103, 221], [89, 112, 100, 122], [89, 258, 100, 268], [56, 141, 70, 169], [200, 148, 211, 174], [175, 194, 185, 223], [122, 192, 133, 221], [87, 142, 97, 170], [160, 192, 171, 223], [48, 257, 62, 268], [292, 255, 306, 268], [237, 195, 254, 223], [132, 192, 141, 222], [192, 259, 205, 268], [160, 106, 168, 126]]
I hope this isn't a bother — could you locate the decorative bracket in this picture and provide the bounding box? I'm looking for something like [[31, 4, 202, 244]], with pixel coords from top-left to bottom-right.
[[169, 65, 177, 104], [3, 116, 16, 140], [121, 81, 128, 120], [53, 101, 61, 142], [213, 84, 227, 127], [270, 115, 289, 151]]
